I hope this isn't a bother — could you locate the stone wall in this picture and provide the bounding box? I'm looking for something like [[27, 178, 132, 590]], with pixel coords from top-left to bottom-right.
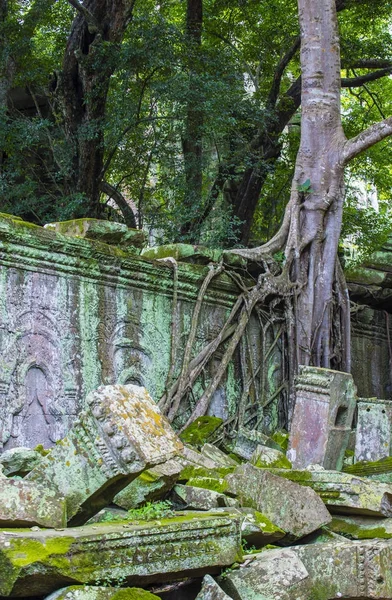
[[0, 215, 285, 449]]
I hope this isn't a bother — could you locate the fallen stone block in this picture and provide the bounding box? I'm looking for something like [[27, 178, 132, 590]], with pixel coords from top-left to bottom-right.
[[172, 484, 237, 510], [226, 428, 281, 461], [0, 512, 242, 597], [45, 586, 160, 600], [343, 456, 392, 483], [114, 458, 182, 510], [271, 468, 392, 516], [0, 478, 66, 528], [27, 384, 183, 525], [287, 366, 357, 470], [328, 514, 392, 540], [185, 475, 229, 495], [250, 445, 291, 469], [219, 539, 392, 600], [355, 398, 392, 463], [182, 444, 220, 470], [0, 447, 43, 476], [195, 575, 232, 599], [237, 507, 285, 547], [201, 444, 238, 468], [225, 463, 331, 540]]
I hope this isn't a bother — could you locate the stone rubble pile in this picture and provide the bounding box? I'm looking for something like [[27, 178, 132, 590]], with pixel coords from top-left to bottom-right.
[[1, 369, 392, 599]]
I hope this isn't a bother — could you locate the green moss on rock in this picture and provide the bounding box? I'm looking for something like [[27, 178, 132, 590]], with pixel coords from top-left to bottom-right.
[[180, 416, 223, 448]]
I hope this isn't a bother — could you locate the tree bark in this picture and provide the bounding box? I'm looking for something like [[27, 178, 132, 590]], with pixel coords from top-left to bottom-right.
[[57, 0, 135, 217], [180, 0, 203, 239]]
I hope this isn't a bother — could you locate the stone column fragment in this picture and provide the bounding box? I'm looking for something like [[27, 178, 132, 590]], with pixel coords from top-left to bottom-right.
[[287, 366, 357, 470], [27, 384, 183, 525], [355, 397, 392, 463]]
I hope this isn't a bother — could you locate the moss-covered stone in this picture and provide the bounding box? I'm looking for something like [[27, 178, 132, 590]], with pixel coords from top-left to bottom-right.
[[327, 515, 392, 540], [180, 417, 224, 448], [46, 586, 161, 600], [178, 464, 234, 483], [250, 445, 292, 469], [0, 512, 242, 597], [343, 456, 392, 477], [186, 476, 229, 494], [271, 430, 289, 452]]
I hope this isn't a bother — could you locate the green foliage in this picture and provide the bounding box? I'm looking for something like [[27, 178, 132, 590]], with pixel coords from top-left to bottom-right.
[[126, 500, 175, 522]]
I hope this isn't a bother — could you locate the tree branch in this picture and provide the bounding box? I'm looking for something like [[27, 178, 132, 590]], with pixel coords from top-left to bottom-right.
[[100, 181, 137, 228], [66, 0, 101, 33], [343, 116, 392, 163], [341, 67, 392, 88], [266, 37, 301, 109], [343, 59, 392, 69]]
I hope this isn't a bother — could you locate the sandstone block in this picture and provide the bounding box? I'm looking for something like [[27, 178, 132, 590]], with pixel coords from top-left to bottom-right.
[[225, 463, 331, 539], [27, 385, 183, 525], [0, 512, 241, 597], [220, 539, 392, 600], [0, 447, 43, 476], [201, 444, 238, 468], [195, 575, 232, 599], [355, 398, 392, 463], [250, 445, 291, 469], [0, 478, 66, 528], [173, 484, 236, 510], [271, 468, 392, 516], [287, 366, 357, 470]]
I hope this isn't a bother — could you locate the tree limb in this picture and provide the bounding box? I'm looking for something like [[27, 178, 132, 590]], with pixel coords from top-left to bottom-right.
[[343, 59, 392, 69], [99, 181, 137, 228], [66, 0, 101, 33], [341, 67, 392, 88], [266, 37, 301, 109], [343, 116, 392, 163]]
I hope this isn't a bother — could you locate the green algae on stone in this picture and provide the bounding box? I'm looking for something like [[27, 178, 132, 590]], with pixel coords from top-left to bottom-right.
[[186, 476, 229, 495], [343, 456, 392, 477], [271, 430, 289, 452], [250, 445, 292, 470], [180, 417, 224, 448], [178, 464, 234, 483], [327, 515, 392, 540]]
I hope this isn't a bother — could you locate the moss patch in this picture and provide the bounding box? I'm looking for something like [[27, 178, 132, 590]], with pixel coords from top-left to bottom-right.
[[180, 416, 223, 448]]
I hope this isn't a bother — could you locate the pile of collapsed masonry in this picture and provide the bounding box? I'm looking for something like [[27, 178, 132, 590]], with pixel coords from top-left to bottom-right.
[[1, 368, 392, 599]]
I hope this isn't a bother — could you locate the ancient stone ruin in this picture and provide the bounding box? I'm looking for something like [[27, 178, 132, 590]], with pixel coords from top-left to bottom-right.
[[1, 213, 392, 599]]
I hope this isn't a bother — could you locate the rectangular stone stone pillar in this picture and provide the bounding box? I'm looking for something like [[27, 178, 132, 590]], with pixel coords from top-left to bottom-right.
[[287, 366, 357, 470], [355, 398, 392, 462]]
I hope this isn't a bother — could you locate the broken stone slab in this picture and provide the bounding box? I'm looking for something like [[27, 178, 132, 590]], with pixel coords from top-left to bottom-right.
[[355, 398, 392, 463], [238, 507, 285, 547], [219, 547, 309, 600], [219, 539, 392, 600], [172, 484, 237, 510], [185, 475, 230, 495], [195, 575, 232, 600], [45, 219, 147, 249], [180, 416, 224, 448], [27, 384, 183, 525], [343, 457, 392, 483], [250, 445, 291, 469], [0, 478, 66, 528], [0, 512, 242, 597], [0, 447, 43, 476], [225, 463, 331, 540], [287, 366, 357, 471], [45, 587, 160, 600], [270, 468, 392, 517], [182, 444, 220, 470], [225, 428, 282, 461], [328, 514, 392, 540], [113, 458, 183, 510], [201, 444, 238, 468]]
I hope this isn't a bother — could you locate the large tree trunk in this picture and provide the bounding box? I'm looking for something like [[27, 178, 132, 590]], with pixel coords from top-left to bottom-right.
[[180, 0, 203, 239], [287, 0, 347, 368], [57, 0, 135, 217]]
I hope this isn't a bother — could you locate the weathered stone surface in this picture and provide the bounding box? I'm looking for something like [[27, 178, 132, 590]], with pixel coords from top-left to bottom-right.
[[238, 507, 285, 546], [328, 514, 392, 539], [225, 463, 331, 539], [195, 575, 232, 600], [272, 468, 392, 516], [220, 539, 392, 599], [0, 478, 66, 528], [343, 457, 392, 483], [185, 475, 229, 494], [201, 444, 238, 468], [219, 547, 309, 599], [180, 417, 223, 448], [0, 446, 43, 476], [0, 215, 277, 451], [0, 512, 242, 597], [227, 428, 281, 461], [182, 445, 220, 470], [45, 586, 160, 600], [355, 398, 392, 463], [45, 218, 147, 249], [173, 484, 236, 510], [250, 445, 291, 469], [27, 384, 183, 525], [114, 458, 182, 510], [287, 366, 357, 471]]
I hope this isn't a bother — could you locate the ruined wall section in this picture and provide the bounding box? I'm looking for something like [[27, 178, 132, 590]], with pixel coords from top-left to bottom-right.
[[0, 215, 284, 449]]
